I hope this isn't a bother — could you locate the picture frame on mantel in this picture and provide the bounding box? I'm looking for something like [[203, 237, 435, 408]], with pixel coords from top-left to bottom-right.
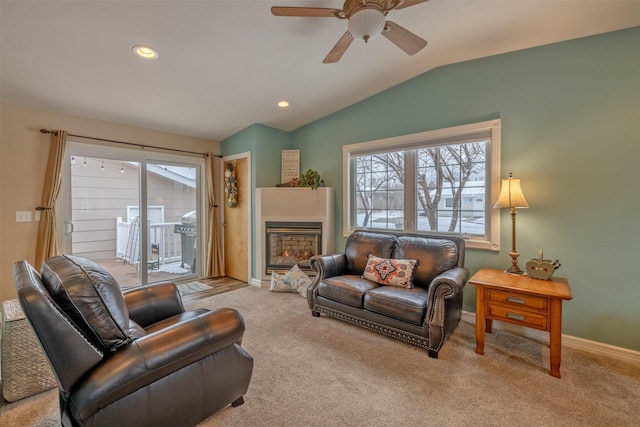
[[281, 149, 300, 184]]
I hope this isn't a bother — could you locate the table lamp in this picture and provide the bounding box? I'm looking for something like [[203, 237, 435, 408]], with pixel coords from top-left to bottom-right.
[[494, 173, 529, 275]]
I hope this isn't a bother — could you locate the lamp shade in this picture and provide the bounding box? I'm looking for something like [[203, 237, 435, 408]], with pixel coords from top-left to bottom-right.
[[494, 174, 529, 209], [348, 8, 386, 42]]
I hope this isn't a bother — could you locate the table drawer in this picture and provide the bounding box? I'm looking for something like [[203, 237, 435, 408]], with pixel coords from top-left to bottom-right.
[[487, 289, 547, 311], [487, 304, 547, 329]]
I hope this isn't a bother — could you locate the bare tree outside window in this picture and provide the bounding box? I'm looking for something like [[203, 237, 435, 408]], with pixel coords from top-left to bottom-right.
[[355, 151, 404, 229], [417, 141, 486, 233], [354, 141, 486, 235]]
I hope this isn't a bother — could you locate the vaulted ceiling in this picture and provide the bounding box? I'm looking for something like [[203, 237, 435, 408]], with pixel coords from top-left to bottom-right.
[[1, 1, 638, 141]]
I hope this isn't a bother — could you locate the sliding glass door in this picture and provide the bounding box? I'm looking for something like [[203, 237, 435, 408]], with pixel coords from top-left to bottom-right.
[[57, 142, 204, 289]]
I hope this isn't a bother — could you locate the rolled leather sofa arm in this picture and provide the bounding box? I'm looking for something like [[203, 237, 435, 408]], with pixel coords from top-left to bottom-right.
[[310, 254, 348, 280], [70, 307, 247, 421], [428, 267, 469, 301], [124, 282, 185, 327], [307, 254, 348, 310]]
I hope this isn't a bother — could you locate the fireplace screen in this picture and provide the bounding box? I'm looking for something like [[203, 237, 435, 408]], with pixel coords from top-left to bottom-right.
[[265, 221, 322, 274]]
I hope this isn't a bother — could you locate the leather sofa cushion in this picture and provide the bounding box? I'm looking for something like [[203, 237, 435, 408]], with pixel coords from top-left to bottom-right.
[[41, 255, 131, 351], [345, 231, 395, 275], [364, 286, 428, 325], [317, 275, 379, 308], [394, 236, 458, 287]]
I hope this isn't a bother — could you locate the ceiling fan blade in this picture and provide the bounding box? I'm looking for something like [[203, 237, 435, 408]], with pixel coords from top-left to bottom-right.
[[323, 32, 354, 64], [394, 0, 429, 10], [271, 6, 342, 17], [382, 21, 427, 56]]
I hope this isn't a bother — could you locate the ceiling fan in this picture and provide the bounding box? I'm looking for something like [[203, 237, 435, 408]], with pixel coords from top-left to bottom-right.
[[271, 0, 429, 63]]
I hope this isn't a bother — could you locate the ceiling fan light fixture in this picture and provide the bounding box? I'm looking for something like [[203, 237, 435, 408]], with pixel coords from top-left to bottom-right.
[[348, 8, 386, 42]]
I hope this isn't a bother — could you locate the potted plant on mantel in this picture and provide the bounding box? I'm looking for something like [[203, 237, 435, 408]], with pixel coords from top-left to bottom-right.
[[300, 169, 324, 190]]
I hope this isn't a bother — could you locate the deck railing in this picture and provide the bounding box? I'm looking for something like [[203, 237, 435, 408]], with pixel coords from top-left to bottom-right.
[[116, 217, 182, 266]]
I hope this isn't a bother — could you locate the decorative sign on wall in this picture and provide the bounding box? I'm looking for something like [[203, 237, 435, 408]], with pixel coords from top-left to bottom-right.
[[281, 149, 300, 184]]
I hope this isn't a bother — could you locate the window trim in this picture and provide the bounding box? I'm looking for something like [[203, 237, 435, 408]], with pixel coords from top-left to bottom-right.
[[342, 119, 502, 251]]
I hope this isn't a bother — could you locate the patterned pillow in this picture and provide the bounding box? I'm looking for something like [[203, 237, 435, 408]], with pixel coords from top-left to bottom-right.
[[269, 271, 297, 293], [270, 264, 312, 297], [287, 264, 313, 297], [362, 255, 418, 288]]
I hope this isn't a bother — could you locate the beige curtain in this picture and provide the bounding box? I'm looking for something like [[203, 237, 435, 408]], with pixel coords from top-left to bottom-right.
[[205, 153, 224, 277], [35, 130, 67, 269]]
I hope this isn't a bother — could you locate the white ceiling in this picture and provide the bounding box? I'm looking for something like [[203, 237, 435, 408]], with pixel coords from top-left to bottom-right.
[[1, 1, 638, 141]]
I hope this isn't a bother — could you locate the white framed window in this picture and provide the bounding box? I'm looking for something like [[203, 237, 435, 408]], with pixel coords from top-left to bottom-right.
[[343, 119, 502, 250]]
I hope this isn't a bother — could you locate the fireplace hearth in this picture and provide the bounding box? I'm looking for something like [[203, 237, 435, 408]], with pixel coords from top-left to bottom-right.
[[265, 221, 321, 274]]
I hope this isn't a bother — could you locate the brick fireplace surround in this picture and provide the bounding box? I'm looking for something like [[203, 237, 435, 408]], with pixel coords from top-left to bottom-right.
[[254, 187, 334, 285]]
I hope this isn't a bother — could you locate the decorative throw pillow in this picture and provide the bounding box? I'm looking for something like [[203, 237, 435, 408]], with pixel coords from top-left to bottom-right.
[[286, 264, 313, 297], [270, 271, 297, 293], [269, 264, 312, 297], [362, 255, 418, 289]]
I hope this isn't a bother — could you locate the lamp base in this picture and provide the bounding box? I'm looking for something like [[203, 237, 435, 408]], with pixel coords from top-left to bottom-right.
[[504, 251, 525, 275], [504, 266, 525, 275]]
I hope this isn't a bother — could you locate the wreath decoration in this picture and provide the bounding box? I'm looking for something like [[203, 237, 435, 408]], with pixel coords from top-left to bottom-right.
[[225, 163, 238, 208]]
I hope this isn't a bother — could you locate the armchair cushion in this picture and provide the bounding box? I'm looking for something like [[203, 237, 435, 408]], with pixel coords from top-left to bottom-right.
[[41, 255, 131, 352]]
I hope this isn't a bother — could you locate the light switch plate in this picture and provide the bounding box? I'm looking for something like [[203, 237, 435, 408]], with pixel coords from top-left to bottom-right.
[[16, 211, 32, 222]]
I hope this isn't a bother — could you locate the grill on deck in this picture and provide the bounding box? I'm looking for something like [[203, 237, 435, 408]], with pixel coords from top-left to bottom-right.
[[174, 211, 196, 272]]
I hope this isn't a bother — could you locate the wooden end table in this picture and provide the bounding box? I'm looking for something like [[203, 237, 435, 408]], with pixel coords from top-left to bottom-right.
[[469, 268, 573, 378]]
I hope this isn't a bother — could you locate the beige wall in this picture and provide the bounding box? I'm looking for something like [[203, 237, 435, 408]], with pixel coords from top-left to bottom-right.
[[0, 102, 220, 302]]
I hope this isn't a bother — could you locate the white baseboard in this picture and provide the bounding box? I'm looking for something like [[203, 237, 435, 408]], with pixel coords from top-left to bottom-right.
[[461, 311, 640, 365], [249, 278, 265, 287]]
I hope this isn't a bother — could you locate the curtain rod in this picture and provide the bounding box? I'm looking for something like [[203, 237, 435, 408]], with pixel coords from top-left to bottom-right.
[[39, 129, 222, 158]]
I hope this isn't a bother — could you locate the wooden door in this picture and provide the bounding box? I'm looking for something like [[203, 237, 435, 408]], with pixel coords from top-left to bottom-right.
[[223, 157, 249, 282]]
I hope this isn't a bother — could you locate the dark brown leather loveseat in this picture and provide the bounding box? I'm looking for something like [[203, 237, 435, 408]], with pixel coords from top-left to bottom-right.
[[308, 230, 468, 358], [13, 254, 253, 426]]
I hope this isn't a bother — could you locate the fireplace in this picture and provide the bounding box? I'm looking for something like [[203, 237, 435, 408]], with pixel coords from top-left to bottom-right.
[[254, 187, 334, 284], [265, 221, 321, 274]]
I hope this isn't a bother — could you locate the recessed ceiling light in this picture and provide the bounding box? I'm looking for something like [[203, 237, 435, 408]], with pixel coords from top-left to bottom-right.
[[133, 45, 158, 60], [278, 101, 290, 108]]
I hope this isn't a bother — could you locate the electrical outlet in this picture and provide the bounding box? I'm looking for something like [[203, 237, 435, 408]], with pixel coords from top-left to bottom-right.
[[35, 210, 41, 221], [16, 211, 32, 222]]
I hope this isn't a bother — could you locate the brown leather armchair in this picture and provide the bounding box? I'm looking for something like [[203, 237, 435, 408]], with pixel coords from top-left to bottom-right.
[[13, 255, 253, 426]]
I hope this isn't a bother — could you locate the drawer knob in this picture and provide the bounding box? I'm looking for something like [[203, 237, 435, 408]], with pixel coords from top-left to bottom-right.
[[506, 312, 526, 321], [506, 296, 525, 304]]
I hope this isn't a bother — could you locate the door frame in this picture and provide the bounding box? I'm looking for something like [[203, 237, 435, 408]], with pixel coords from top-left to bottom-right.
[[221, 151, 253, 284]]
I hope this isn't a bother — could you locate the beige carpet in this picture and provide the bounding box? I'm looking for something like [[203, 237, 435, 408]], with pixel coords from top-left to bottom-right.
[[2, 286, 639, 426]]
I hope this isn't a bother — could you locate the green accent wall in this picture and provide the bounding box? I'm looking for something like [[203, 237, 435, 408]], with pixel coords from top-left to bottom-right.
[[221, 124, 291, 276], [223, 27, 640, 351]]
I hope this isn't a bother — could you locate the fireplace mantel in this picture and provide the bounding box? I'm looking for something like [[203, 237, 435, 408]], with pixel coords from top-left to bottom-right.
[[255, 187, 334, 284]]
